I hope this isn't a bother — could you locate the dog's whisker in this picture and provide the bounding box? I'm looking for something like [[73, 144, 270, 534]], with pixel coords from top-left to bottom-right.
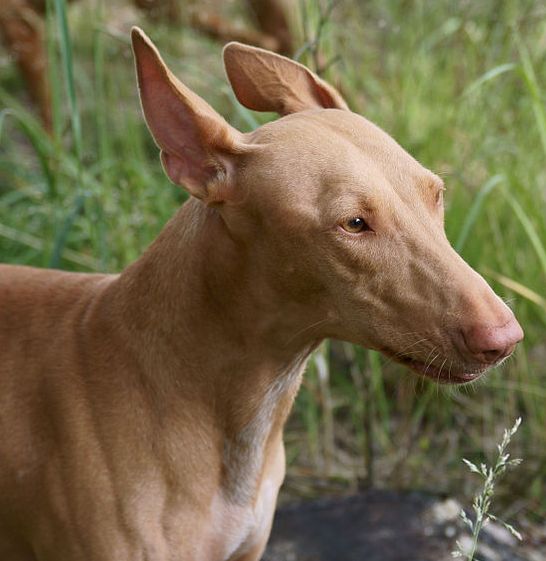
[[284, 318, 331, 345], [394, 338, 430, 358], [436, 358, 448, 396]]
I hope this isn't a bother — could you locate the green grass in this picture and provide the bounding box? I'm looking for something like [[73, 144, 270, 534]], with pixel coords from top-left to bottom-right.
[[1, 0, 545, 517]]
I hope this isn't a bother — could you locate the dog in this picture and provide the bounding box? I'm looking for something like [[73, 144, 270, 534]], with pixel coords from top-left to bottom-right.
[[0, 28, 523, 561]]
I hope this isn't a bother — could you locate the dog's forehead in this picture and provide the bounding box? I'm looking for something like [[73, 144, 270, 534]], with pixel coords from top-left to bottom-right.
[[250, 110, 406, 158], [244, 109, 435, 200]]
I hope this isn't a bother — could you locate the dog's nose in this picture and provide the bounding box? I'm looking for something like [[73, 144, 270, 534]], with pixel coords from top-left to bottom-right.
[[459, 316, 524, 364]]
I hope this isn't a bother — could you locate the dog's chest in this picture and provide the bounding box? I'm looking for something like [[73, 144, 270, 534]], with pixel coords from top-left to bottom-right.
[[204, 473, 281, 561]]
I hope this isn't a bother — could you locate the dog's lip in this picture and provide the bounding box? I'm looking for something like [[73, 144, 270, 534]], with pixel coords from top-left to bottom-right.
[[400, 356, 487, 384], [380, 348, 488, 384]]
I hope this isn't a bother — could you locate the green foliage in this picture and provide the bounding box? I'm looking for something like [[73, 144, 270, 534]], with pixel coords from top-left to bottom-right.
[[453, 418, 523, 560]]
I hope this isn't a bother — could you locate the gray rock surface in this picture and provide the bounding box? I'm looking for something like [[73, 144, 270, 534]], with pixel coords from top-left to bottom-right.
[[263, 490, 545, 561]]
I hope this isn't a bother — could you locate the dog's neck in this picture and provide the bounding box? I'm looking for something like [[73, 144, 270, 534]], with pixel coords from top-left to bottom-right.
[[113, 197, 321, 501]]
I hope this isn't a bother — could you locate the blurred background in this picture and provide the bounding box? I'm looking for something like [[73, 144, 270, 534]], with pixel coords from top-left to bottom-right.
[[1, 0, 545, 556]]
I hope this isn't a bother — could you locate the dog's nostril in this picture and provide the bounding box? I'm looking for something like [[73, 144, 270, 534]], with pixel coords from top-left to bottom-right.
[[459, 319, 523, 364], [479, 347, 508, 363]]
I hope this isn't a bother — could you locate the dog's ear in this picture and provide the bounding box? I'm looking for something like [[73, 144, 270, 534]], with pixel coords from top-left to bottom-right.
[[132, 27, 243, 203], [223, 42, 348, 116]]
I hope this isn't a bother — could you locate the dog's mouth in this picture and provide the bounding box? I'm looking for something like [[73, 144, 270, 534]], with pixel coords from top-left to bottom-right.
[[380, 348, 489, 385], [399, 356, 488, 384]]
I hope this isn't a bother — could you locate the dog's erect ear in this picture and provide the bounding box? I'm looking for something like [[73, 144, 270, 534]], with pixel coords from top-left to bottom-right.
[[132, 27, 243, 202], [223, 42, 348, 116]]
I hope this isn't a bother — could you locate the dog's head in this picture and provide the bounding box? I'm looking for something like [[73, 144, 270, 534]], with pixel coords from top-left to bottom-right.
[[131, 28, 523, 384]]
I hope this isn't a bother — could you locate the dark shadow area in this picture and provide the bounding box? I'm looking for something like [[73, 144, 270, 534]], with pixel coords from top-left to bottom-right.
[[264, 491, 544, 561]]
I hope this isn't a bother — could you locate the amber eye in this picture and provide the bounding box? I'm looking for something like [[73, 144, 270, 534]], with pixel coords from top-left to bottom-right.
[[435, 189, 444, 206], [341, 217, 370, 234]]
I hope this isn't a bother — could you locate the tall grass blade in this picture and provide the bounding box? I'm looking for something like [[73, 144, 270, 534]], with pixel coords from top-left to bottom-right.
[[226, 90, 261, 131], [516, 35, 546, 157], [502, 189, 546, 278], [93, 4, 111, 175], [0, 109, 7, 139], [462, 63, 515, 98], [0, 105, 57, 197], [49, 193, 87, 268], [45, 0, 63, 143], [484, 268, 546, 313], [0, 223, 99, 270], [368, 351, 390, 444], [455, 174, 504, 253], [52, 0, 83, 166]]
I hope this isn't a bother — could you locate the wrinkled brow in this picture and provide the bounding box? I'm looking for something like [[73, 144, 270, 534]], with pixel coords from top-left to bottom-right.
[[430, 176, 446, 191], [417, 175, 445, 194]]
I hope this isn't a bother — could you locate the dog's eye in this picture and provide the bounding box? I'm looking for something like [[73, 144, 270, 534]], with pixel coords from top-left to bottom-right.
[[341, 217, 370, 234], [435, 188, 444, 207]]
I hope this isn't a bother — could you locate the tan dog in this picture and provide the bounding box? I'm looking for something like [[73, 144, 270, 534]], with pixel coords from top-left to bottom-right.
[[0, 28, 523, 561]]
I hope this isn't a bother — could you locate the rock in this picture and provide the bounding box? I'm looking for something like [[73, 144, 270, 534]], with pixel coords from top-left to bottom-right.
[[263, 490, 546, 561], [482, 521, 518, 547]]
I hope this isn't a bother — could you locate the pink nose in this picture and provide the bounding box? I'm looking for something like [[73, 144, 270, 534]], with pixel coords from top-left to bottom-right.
[[460, 317, 524, 364]]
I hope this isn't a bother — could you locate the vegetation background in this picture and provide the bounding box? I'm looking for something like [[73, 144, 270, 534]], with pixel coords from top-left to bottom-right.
[[1, 0, 545, 527]]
